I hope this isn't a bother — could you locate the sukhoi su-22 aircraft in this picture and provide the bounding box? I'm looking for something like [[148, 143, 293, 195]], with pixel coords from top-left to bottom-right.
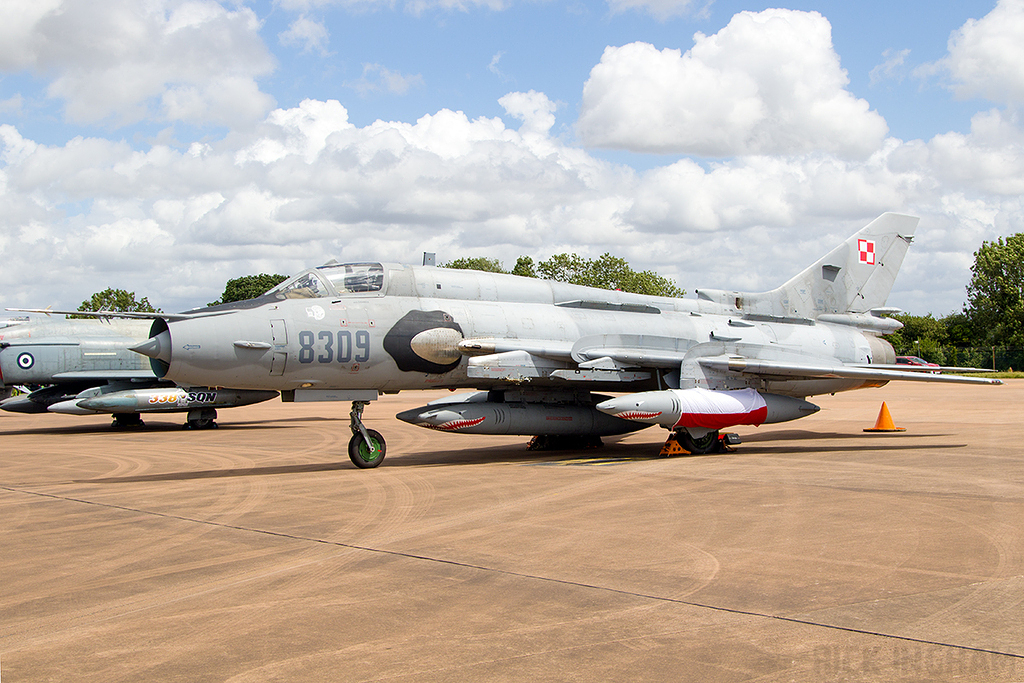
[[20, 213, 1000, 467]]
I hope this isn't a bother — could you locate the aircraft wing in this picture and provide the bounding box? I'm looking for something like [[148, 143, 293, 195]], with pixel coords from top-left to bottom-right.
[[460, 338, 1002, 386], [851, 363, 995, 373], [51, 370, 157, 381], [5, 308, 231, 322], [698, 357, 1003, 385]]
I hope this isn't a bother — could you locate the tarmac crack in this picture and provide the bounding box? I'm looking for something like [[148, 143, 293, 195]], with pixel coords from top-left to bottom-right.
[[6, 483, 1024, 665]]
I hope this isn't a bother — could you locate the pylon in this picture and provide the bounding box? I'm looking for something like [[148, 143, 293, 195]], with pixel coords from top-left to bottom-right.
[[863, 401, 906, 432]]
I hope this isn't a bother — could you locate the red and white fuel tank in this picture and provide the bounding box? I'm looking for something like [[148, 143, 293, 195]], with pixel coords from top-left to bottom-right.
[[596, 388, 819, 430]]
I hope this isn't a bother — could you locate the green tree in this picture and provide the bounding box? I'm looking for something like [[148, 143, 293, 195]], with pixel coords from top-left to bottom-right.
[[941, 312, 975, 347], [536, 253, 684, 297], [964, 234, 1024, 347], [73, 288, 160, 317], [441, 257, 507, 273], [442, 252, 683, 297], [209, 273, 289, 306], [511, 256, 537, 278], [887, 313, 947, 352]]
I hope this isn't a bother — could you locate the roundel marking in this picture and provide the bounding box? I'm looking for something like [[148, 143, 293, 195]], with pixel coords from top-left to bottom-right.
[[17, 352, 35, 369]]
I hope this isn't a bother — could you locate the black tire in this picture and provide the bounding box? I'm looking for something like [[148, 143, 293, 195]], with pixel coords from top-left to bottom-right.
[[112, 413, 144, 429], [680, 429, 719, 455], [187, 418, 217, 430], [527, 434, 604, 451], [349, 429, 386, 468]]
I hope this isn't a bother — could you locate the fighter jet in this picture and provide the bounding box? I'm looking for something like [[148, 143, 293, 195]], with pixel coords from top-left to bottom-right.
[[14, 213, 1000, 464], [0, 315, 29, 330], [0, 318, 276, 428]]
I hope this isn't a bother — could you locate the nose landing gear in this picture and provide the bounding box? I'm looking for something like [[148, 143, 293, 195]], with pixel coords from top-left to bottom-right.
[[348, 400, 386, 468]]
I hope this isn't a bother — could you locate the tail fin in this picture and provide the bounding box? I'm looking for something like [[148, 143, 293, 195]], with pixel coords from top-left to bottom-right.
[[740, 213, 918, 319]]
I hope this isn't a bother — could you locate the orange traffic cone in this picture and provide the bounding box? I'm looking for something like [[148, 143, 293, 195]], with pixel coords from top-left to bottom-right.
[[863, 401, 906, 432]]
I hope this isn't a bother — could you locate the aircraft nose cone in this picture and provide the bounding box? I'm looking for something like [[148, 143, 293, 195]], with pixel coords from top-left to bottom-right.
[[409, 328, 463, 365], [48, 399, 102, 415], [396, 407, 485, 432], [396, 407, 431, 425], [396, 407, 459, 426], [129, 330, 171, 363], [595, 396, 626, 415]]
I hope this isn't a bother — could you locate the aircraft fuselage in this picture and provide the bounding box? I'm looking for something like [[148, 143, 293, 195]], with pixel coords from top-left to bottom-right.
[[147, 264, 887, 399]]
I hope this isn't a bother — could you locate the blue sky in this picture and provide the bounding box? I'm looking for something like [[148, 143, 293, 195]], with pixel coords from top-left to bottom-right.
[[1, 0, 1022, 316], [258, 1, 983, 137], [5, 1, 993, 143]]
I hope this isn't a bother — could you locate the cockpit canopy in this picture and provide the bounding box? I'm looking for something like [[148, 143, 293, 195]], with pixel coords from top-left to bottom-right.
[[271, 263, 385, 299]]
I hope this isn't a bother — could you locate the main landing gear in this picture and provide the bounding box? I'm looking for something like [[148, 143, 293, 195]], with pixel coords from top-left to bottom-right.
[[184, 408, 218, 430], [348, 400, 386, 468], [112, 413, 145, 429], [679, 429, 721, 455], [661, 429, 743, 456]]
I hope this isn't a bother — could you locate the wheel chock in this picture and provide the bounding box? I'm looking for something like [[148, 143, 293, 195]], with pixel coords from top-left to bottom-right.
[[660, 436, 689, 456], [864, 401, 906, 432], [660, 432, 742, 456]]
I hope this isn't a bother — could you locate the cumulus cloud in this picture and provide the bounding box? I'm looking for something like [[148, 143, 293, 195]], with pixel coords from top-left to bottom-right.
[[279, 15, 331, 55], [499, 90, 557, 136], [577, 9, 888, 158], [347, 63, 425, 96], [0, 94, 24, 115], [0, 96, 629, 310], [0, 0, 64, 70], [2, 87, 1023, 316], [488, 51, 513, 83], [405, 0, 508, 12], [899, 110, 1024, 196], [0, 0, 275, 127], [273, 0, 508, 13], [869, 48, 911, 86], [921, 0, 1024, 105], [2, 6, 1024, 318]]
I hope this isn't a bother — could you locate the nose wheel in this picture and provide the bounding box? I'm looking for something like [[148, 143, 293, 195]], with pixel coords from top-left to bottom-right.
[[348, 401, 386, 468]]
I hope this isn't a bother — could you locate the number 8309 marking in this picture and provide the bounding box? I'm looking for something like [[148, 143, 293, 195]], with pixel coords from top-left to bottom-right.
[[298, 330, 371, 364]]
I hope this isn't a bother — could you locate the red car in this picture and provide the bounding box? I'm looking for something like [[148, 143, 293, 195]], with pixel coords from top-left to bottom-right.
[[896, 356, 941, 372]]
